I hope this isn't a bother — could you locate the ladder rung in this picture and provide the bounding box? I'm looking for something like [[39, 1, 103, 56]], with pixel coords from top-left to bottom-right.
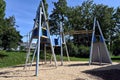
[[41, 36, 48, 38], [62, 43, 65, 44], [42, 27, 47, 30], [54, 45, 60, 47]]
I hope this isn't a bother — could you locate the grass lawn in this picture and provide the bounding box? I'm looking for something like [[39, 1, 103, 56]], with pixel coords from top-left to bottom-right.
[[111, 56, 120, 62], [55, 55, 89, 61], [0, 50, 26, 68], [0, 50, 119, 68]]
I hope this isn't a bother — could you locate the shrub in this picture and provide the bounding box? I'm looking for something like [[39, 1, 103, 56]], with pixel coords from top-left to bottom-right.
[[78, 45, 90, 58], [67, 42, 79, 57], [112, 38, 120, 56], [67, 42, 90, 58]]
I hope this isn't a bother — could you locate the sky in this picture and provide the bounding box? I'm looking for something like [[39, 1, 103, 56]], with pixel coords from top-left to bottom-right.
[[5, 0, 120, 42]]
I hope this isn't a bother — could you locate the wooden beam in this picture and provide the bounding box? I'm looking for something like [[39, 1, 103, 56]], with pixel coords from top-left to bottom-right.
[[64, 30, 93, 35]]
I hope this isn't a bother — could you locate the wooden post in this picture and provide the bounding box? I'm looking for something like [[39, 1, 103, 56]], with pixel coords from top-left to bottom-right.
[[44, 44, 47, 64]]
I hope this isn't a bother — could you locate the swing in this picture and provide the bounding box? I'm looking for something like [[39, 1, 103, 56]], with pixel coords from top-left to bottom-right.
[[93, 35, 96, 43], [54, 38, 59, 46], [100, 35, 104, 42], [33, 28, 38, 38]]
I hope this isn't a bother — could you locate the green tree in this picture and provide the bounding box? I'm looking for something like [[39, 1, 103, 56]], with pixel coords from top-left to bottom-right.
[[93, 4, 115, 36], [112, 7, 120, 53], [81, 0, 95, 30], [0, 0, 22, 50], [1, 16, 22, 50], [0, 0, 5, 19], [49, 0, 120, 57], [66, 0, 95, 46], [93, 4, 116, 51], [49, 0, 68, 34], [66, 6, 82, 30], [42, 0, 48, 16], [114, 7, 120, 25], [0, 0, 6, 46], [113, 7, 120, 34]]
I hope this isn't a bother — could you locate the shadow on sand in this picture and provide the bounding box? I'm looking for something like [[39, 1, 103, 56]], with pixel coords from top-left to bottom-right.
[[83, 63, 120, 80], [0, 69, 35, 78], [67, 63, 89, 67], [74, 78, 86, 80], [0, 75, 35, 78]]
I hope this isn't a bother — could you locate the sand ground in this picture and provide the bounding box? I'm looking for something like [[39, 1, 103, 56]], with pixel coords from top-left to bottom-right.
[[0, 61, 119, 80]]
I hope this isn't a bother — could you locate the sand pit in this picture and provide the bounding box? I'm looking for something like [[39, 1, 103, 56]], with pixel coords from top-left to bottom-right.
[[0, 61, 119, 80]]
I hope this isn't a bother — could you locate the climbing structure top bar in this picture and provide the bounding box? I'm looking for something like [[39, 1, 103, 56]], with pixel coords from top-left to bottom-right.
[[64, 30, 93, 35]]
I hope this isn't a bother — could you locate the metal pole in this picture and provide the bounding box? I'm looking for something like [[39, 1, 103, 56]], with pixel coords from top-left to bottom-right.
[[30, 40, 38, 67], [44, 44, 47, 64], [97, 44, 101, 65], [64, 36, 70, 61], [36, 7, 42, 76], [89, 17, 96, 65], [24, 32, 32, 69], [42, 1, 57, 67], [97, 20, 112, 64], [60, 22, 63, 66]]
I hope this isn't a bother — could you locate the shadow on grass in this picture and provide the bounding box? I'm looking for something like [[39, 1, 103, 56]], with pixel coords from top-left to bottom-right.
[[6, 50, 26, 53], [111, 57, 120, 61], [0, 54, 8, 58], [83, 63, 120, 80]]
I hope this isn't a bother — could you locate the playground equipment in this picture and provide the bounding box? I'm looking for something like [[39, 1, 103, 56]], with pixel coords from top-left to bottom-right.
[[24, 1, 57, 76], [89, 17, 112, 65], [59, 22, 70, 65], [24, 0, 70, 76], [64, 30, 93, 35], [50, 22, 70, 66]]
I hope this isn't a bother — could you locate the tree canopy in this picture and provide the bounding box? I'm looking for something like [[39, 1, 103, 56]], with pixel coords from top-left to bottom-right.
[[49, 0, 68, 34], [0, 0, 22, 50], [49, 0, 120, 56]]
